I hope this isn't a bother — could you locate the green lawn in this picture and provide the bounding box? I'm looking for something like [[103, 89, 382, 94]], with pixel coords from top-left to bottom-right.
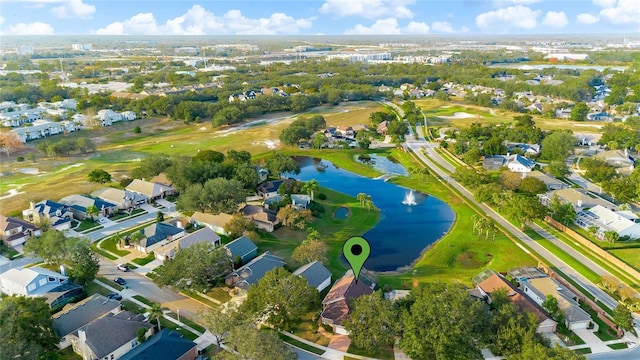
[[158, 316, 199, 341], [608, 343, 629, 350], [132, 252, 156, 265], [609, 248, 640, 272], [76, 219, 102, 232], [132, 295, 155, 307], [347, 342, 394, 360], [101, 235, 131, 257], [0, 244, 20, 260], [277, 332, 326, 355], [96, 276, 123, 291], [84, 281, 113, 297], [206, 287, 232, 303], [57, 347, 82, 360]]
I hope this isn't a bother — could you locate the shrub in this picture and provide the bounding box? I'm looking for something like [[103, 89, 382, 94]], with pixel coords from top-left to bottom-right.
[[16, 156, 24, 162], [317, 193, 327, 200], [134, 126, 141, 134]]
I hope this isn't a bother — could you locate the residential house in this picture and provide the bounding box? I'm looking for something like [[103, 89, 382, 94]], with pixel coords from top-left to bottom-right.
[[526, 102, 543, 113], [96, 109, 123, 126], [0, 267, 83, 309], [126, 179, 176, 202], [224, 235, 258, 265], [482, 155, 507, 171], [135, 222, 185, 254], [263, 195, 285, 210], [53, 294, 122, 349], [257, 180, 285, 199], [224, 251, 286, 291], [241, 205, 279, 232], [71, 311, 154, 360], [522, 171, 568, 190], [291, 194, 311, 210], [575, 205, 640, 240], [119, 329, 198, 360], [472, 270, 557, 333], [121, 111, 137, 121], [91, 188, 143, 210], [0, 215, 41, 247], [538, 188, 616, 212], [155, 227, 221, 261], [376, 121, 389, 135], [59, 194, 118, 220], [22, 200, 74, 231], [595, 149, 635, 170], [321, 270, 374, 335], [521, 277, 592, 330], [293, 261, 332, 292], [506, 154, 536, 173], [190, 211, 233, 235], [555, 108, 572, 119], [12, 120, 78, 143], [255, 166, 269, 183], [506, 143, 541, 156]]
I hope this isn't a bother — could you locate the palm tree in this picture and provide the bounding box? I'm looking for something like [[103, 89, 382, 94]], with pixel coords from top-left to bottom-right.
[[302, 179, 320, 201], [148, 303, 164, 331], [85, 205, 99, 222], [357, 193, 368, 207], [365, 195, 374, 211]]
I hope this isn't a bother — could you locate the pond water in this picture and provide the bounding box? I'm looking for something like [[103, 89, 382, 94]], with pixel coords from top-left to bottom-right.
[[334, 207, 349, 219], [289, 157, 455, 272], [356, 154, 409, 176]]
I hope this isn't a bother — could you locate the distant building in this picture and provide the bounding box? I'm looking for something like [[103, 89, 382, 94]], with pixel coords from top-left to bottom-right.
[[72, 44, 92, 51]]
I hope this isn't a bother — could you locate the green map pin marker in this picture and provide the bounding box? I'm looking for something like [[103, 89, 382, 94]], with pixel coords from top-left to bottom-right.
[[343, 236, 371, 283]]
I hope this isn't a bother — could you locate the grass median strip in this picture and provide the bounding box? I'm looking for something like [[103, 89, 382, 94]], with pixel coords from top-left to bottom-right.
[[277, 333, 325, 355]]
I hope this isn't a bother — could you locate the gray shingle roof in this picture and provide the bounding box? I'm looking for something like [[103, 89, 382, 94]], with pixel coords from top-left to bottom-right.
[[53, 294, 121, 337], [119, 329, 196, 360], [293, 261, 331, 289], [223, 235, 257, 259], [75, 311, 153, 359], [226, 251, 285, 290], [141, 222, 183, 248]]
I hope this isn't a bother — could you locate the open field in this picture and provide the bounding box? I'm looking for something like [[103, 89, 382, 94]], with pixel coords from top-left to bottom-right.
[[415, 98, 604, 133], [0, 102, 381, 215], [609, 248, 640, 272]]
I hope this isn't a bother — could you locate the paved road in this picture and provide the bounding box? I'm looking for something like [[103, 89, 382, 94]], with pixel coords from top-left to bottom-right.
[[0, 255, 40, 273], [85, 211, 158, 242], [405, 128, 619, 310]]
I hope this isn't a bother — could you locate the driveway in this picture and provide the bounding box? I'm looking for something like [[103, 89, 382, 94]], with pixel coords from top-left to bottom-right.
[[85, 211, 158, 242]]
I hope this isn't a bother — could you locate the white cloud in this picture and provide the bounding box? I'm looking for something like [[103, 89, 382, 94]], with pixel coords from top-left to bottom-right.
[[50, 0, 95, 19], [345, 18, 403, 35], [542, 11, 568, 28], [0, 16, 4, 25], [94, 5, 313, 35], [4, 21, 54, 35], [495, 0, 542, 4], [405, 21, 430, 34], [431, 21, 454, 33], [576, 13, 600, 24], [320, 0, 414, 19], [597, 0, 640, 25], [476, 5, 541, 31]]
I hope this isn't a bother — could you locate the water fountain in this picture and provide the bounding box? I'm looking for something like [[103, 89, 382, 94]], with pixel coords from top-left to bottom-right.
[[402, 190, 417, 206]]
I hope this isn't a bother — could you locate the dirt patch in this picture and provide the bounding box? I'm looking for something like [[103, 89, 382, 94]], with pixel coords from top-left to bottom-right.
[[456, 250, 491, 269]]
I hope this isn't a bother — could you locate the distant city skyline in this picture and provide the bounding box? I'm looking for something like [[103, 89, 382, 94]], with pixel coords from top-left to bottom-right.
[[0, 0, 639, 36]]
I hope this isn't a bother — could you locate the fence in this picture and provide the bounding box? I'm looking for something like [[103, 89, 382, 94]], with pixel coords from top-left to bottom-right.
[[545, 217, 640, 284]]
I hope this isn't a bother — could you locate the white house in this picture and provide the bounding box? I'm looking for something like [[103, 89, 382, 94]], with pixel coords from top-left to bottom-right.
[[96, 109, 122, 126], [576, 205, 640, 239], [11, 121, 77, 143], [521, 277, 592, 330], [0, 267, 69, 297], [506, 154, 536, 173], [121, 111, 137, 121]]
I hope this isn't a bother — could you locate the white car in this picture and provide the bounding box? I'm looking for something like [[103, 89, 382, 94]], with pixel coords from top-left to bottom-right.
[[98, 218, 106, 224]]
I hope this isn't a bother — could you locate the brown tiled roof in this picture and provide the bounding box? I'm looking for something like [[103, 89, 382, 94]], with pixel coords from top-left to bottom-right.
[[321, 271, 374, 326], [477, 274, 550, 324]]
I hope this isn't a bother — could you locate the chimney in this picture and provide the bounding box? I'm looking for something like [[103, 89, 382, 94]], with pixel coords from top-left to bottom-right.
[[577, 199, 583, 208], [176, 220, 183, 229], [30, 201, 35, 210]]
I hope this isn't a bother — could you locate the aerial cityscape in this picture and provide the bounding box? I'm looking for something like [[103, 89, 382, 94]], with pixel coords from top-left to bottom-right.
[[1, 1, 640, 360]]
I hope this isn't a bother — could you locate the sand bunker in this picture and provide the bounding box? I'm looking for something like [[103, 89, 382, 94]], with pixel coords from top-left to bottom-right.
[[439, 112, 476, 120], [19, 168, 40, 175]]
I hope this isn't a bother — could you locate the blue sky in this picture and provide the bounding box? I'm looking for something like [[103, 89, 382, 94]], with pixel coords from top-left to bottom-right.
[[1, 0, 639, 35]]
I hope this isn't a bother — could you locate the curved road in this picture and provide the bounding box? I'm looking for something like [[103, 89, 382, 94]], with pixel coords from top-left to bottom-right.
[[406, 125, 619, 310]]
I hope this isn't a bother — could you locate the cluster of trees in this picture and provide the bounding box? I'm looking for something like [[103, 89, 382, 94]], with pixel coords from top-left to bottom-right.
[[368, 110, 409, 141], [279, 115, 326, 145], [154, 242, 232, 291], [24, 230, 99, 286], [344, 284, 585, 359], [455, 167, 549, 228], [35, 137, 96, 158], [600, 275, 640, 314], [580, 157, 640, 203]]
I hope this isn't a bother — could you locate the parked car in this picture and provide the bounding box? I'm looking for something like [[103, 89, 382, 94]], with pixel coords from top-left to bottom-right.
[[116, 264, 129, 272], [98, 218, 107, 224], [114, 277, 127, 286], [107, 292, 123, 301]]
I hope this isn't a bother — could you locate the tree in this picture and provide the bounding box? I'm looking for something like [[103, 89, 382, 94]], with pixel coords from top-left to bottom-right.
[[518, 177, 548, 194], [85, 205, 99, 221], [617, 286, 636, 303], [177, 178, 246, 214], [0, 130, 25, 156], [291, 239, 328, 266], [301, 179, 320, 200], [200, 305, 239, 346], [603, 230, 619, 243], [570, 102, 588, 121], [266, 153, 300, 176], [387, 121, 409, 139], [464, 147, 482, 164], [600, 275, 621, 293], [546, 161, 570, 178], [226, 325, 297, 360], [612, 305, 634, 331], [312, 133, 328, 149], [500, 170, 523, 191], [233, 162, 260, 189], [602, 176, 637, 203], [87, 169, 112, 184], [504, 194, 549, 229], [156, 211, 164, 223], [24, 230, 88, 268], [357, 193, 368, 207], [240, 267, 317, 330], [0, 296, 60, 359], [224, 213, 256, 239], [154, 243, 232, 291], [541, 295, 563, 323], [344, 291, 400, 354], [148, 303, 164, 331], [509, 339, 586, 360], [276, 205, 312, 229], [483, 137, 507, 156], [401, 284, 488, 360], [541, 131, 575, 162], [66, 245, 100, 286]]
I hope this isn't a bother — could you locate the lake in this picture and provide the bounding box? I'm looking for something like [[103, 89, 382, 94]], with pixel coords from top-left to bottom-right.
[[289, 157, 455, 272]]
